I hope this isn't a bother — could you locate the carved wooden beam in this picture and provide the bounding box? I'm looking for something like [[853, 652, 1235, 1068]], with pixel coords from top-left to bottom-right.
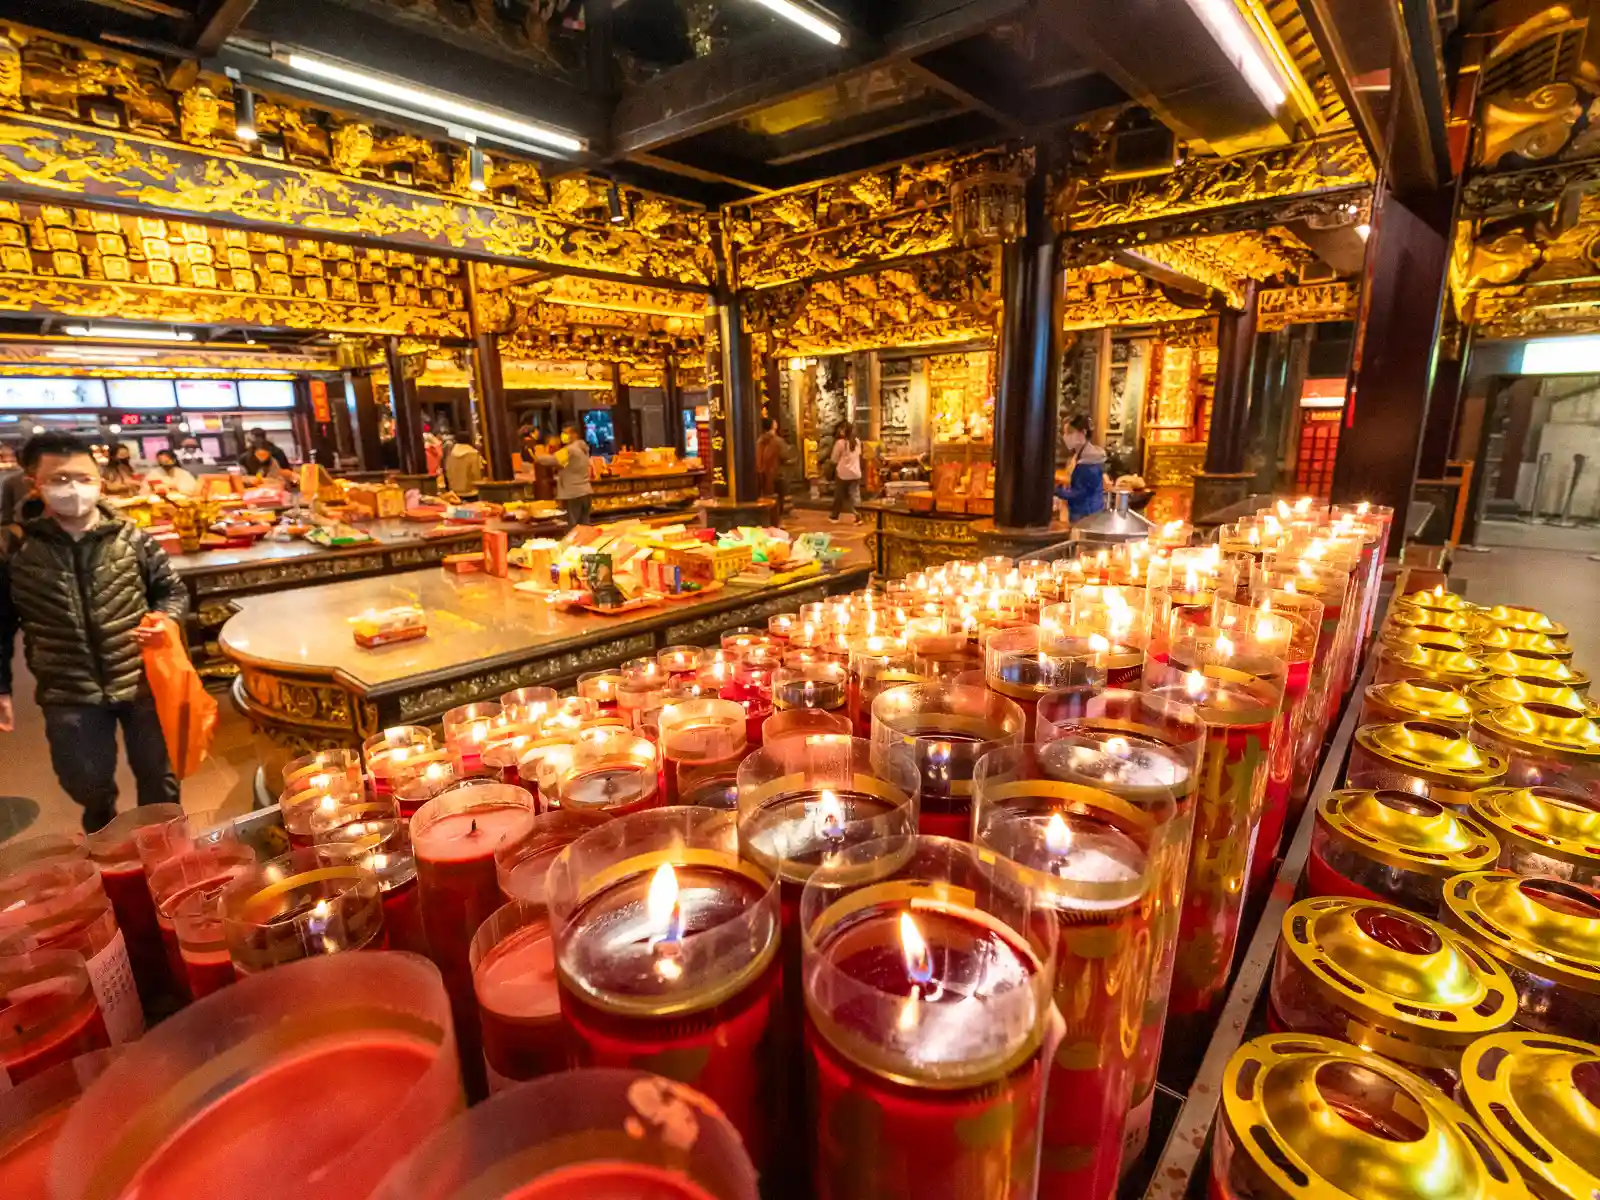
[[1255, 280, 1360, 331]]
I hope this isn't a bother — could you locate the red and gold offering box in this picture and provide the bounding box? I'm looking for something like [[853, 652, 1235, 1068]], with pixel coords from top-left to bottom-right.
[[972, 750, 1174, 1200], [1214, 1035, 1526, 1200], [1361, 677, 1475, 732], [556, 727, 660, 817], [1311, 789, 1500, 910], [412, 781, 538, 1095], [985, 624, 1106, 733], [1028, 687, 1203, 1164], [52, 952, 462, 1200], [368, 1067, 759, 1200], [0, 1049, 113, 1200], [443, 551, 484, 575], [0, 951, 109, 1090], [1346, 720, 1508, 810], [470, 900, 568, 1090], [1472, 785, 1600, 886], [363, 725, 437, 799], [1144, 628, 1285, 1033], [482, 528, 509, 577], [85, 804, 182, 1011], [1471, 703, 1600, 795], [547, 808, 782, 1175], [1270, 897, 1514, 1089], [219, 848, 386, 975], [1460, 1032, 1600, 1200], [1443, 873, 1600, 1042], [0, 858, 143, 1045], [659, 699, 746, 807], [144, 827, 257, 1004], [800, 835, 1057, 1200], [351, 605, 428, 648], [311, 795, 426, 954], [871, 679, 1025, 840]]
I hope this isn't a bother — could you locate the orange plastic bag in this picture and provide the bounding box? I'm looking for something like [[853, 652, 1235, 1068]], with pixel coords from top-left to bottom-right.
[[140, 614, 217, 780]]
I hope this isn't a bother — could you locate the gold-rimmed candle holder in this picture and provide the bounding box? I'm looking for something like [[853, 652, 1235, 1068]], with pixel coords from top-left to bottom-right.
[[1471, 703, 1600, 795], [1471, 785, 1600, 886], [219, 848, 385, 975], [1346, 720, 1509, 810], [555, 727, 660, 818], [984, 624, 1106, 732], [1468, 674, 1600, 717], [1460, 1032, 1600, 1200], [1362, 677, 1475, 732], [1310, 788, 1500, 911], [658, 698, 747, 808], [1481, 649, 1590, 693], [847, 634, 920, 738], [363, 727, 436, 799]]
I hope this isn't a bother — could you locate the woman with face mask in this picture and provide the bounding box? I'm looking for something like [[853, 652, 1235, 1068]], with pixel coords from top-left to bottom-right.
[[101, 443, 142, 497], [146, 448, 199, 497], [0, 431, 187, 831]]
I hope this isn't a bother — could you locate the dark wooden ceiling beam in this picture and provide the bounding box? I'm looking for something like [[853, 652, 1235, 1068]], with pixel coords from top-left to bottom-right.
[[188, 0, 257, 56]]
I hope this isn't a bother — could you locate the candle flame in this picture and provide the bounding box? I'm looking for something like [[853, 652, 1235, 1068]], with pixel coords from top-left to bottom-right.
[[1106, 735, 1129, 755], [1216, 634, 1235, 658], [818, 789, 845, 838], [424, 762, 446, 781], [646, 863, 683, 950], [1433, 583, 1444, 597], [1255, 618, 1280, 644], [1276, 500, 1291, 519], [900, 912, 933, 986], [1162, 520, 1183, 535], [1184, 567, 1200, 594], [1294, 497, 1312, 514], [1089, 632, 1111, 655], [802, 680, 817, 706], [1263, 514, 1282, 537], [1045, 812, 1072, 856], [1284, 578, 1299, 594], [1185, 669, 1207, 698], [1247, 527, 1259, 546]]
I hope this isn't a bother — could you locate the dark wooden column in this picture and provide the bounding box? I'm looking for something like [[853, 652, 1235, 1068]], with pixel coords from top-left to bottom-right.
[[610, 361, 636, 451], [473, 334, 514, 479], [992, 163, 1064, 530], [344, 370, 384, 471], [718, 285, 760, 503], [1205, 283, 1261, 475], [298, 378, 337, 466], [1330, 186, 1453, 556], [1417, 330, 1469, 479], [664, 355, 684, 453], [384, 337, 426, 475]]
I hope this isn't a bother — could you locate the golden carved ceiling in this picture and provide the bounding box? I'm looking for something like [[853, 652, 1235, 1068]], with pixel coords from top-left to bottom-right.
[[1240, 0, 1350, 132], [1061, 263, 1216, 329], [0, 20, 712, 285], [1256, 280, 1361, 330], [0, 337, 336, 373], [1134, 228, 1313, 307]]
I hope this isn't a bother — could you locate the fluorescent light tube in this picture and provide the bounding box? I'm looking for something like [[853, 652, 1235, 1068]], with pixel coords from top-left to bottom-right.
[[282, 52, 585, 153], [1182, 0, 1286, 112], [747, 0, 845, 45], [61, 325, 196, 342]]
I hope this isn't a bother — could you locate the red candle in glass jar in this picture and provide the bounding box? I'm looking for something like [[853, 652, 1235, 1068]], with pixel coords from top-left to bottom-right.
[[985, 625, 1106, 734], [0, 951, 110, 1089], [85, 804, 182, 1014], [847, 635, 919, 739], [311, 797, 427, 955], [658, 644, 708, 682], [444, 702, 504, 776], [145, 833, 258, 1004], [494, 811, 603, 907], [390, 749, 458, 820], [169, 888, 236, 1000], [367, 1068, 759, 1200], [763, 706, 852, 746], [364, 727, 436, 800], [547, 808, 782, 1176], [0, 1049, 114, 1200], [470, 901, 569, 1090], [50, 952, 463, 1200], [801, 836, 1057, 1200], [412, 782, 538, 1096], [219, 849, 387, 977], [659, 699, 747, 807], [772, 661, 849, 714], [870, 680, 1026, 841], [577, 671, 624, 714], [500, 686, 558, 725], [555, 728, 660, 817]]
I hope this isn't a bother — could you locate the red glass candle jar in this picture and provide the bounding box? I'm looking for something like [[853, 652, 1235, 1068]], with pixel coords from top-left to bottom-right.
[[800, 835, 1057, 1200], [368, 1067, 759, 1200], [772, 660, 849, 714], [1472, 785, 1600, 885], [1347, 721, 1509, 810], [547, 807, 782, 1176], [311, 796, 425, 954], [1460, 1032, 1600, 1200], [847, 635, 919, 738], [169, 886, 235, 1001], [985, 624, 1106, 733], [500, 685, 558, 723], [0, 1049, 113, 1200], [1472, 703, 1600, 796], [1270, 897, 1515, 1088], [722, 626, 773, 655], [495, 810, 603, 906], [1443, 873, 1600, 1042], [1028, 687, 1203, 1165], [1144, 628, 1286, 1035], [443, 702, 504, 775], [85, 804, 182, 1013], [280, 755, 364, 849], [282, 748, 363, 797], [763, 706, 851, 746], [1214, 1034, 1524, 1200], [412, 781, 538, 1096], [363, 726, 436, 799], [145, 832, 257, 1004], [0, 858, 143, 1045], [479, 724, 542, 787], [390, 749, 458, 819], [871, 680, 1025, 840], [220, 848, 386, 975], [972, 752, 1174, 1200], [557, 728, 660, 817], [470, 900, 568, 1090], [1251, 588, 1329, 804], [656, 644, 707, 681], [52, 952, 462, 1200], [0, 951, 109, 1090], [659, 699, 747, 807], [1311, 789, 1500, 910]]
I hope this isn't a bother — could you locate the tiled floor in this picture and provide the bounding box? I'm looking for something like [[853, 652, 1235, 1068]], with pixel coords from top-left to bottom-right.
[[0, 510, 875, 844]]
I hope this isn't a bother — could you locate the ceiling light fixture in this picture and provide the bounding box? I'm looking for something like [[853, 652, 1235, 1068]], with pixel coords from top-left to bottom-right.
[[278, 51, 585, 153], [234, 85, 257, 142], [469, 147, 488, 194], [608, 182, 626, 224], [746, 0, 845, 46], [61, 325, 196, 342], [1180, 0, 1286, 112]]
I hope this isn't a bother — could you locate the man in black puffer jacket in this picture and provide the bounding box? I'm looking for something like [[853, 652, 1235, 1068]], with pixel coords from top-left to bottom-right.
[[0, 432, 187, 831]]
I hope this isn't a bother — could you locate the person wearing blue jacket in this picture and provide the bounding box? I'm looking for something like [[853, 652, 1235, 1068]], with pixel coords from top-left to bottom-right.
[[1056, 414, 1107, 522]]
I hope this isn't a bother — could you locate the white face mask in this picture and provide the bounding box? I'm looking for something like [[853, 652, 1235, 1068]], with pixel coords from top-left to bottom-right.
[[42, 480, 101, 519]]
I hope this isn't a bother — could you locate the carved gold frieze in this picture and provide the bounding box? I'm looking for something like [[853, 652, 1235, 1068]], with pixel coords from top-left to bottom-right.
[[1470, 279, 1600, 336], [1061, 132, 1373, 231], [519, 275, 709, 320], [1256, 280, 1361, 330], [1477, 83, 1585, 167], [1135, 229, 1311, 307], [1061, 264, 1214, 329], [0, 339, 336, 371]]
